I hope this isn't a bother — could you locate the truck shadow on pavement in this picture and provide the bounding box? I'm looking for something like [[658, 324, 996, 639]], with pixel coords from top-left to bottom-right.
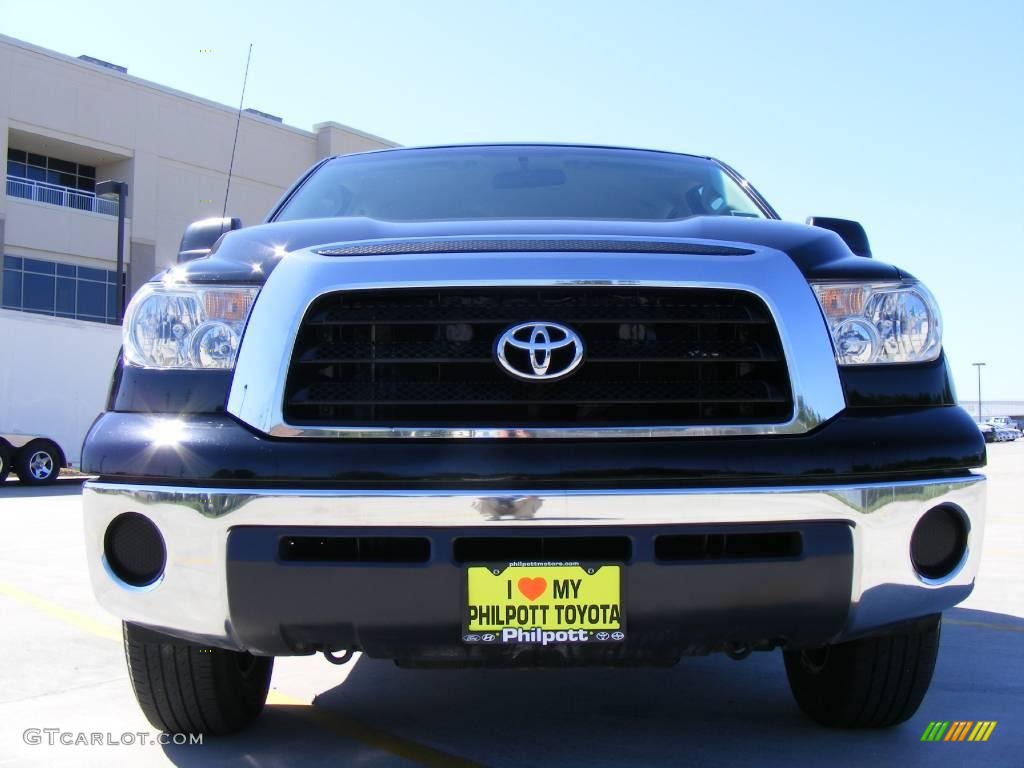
[[160, 606, 1023, 767]]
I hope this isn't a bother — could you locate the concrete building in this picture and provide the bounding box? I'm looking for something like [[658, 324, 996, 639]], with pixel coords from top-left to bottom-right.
[[959, 401, 1024, 424], [0, 32, 396, 323], [0, 33, 396, 470]]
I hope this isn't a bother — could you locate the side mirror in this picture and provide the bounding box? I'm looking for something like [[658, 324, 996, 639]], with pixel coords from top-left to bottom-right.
[[177, 217, 242, 263], [806, 217, 872, 258]]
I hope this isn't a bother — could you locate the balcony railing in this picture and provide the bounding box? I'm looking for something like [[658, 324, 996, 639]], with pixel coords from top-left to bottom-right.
[[5, 175, 119, 217]]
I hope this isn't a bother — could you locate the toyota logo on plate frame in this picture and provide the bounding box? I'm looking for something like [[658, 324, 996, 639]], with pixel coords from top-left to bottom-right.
[[495, 321, 584, 381]]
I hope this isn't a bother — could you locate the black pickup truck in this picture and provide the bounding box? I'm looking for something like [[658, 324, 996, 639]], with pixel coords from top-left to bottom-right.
[[82, 144, 986, 735]]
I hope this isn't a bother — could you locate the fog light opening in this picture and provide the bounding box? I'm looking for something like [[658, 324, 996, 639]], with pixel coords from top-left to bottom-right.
[[103, 512, 166, 587], [910, 504, 968, 582]]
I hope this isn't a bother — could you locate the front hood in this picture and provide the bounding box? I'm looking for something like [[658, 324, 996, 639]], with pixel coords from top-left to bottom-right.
[[174, 216, 901, 284]]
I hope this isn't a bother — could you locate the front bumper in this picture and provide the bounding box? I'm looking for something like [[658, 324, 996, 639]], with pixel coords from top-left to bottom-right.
[[83, 475, 985, 659]]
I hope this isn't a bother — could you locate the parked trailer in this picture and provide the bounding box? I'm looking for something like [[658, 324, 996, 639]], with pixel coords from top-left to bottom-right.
[[0, 309, 121, 484]]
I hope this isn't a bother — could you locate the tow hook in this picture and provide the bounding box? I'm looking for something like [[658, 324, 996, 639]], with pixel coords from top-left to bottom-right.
[[323, 649, 354, 665], [725, 643, 752, 661]]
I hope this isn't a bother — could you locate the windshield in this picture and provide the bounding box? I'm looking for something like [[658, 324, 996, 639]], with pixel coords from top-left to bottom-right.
[[274, 146, 767, 223]]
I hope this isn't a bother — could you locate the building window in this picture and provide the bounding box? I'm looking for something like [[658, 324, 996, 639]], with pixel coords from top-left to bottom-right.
[[6, 148, 113, 215], [7, 148, 97, 192], [2, 255, 122, 324]]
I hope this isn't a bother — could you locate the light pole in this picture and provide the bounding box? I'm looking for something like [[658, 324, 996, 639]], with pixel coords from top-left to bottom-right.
[[96, 180, 128, 323], [972, 362, 986, 422]]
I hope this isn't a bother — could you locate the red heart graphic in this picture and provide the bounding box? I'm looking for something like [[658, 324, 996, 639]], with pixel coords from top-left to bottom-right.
[[518, 577, 547, 601]]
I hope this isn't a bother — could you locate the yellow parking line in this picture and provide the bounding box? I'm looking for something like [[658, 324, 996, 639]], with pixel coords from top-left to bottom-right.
[[266, 690, 483, 768], [0, 579, 483, 768], [0, 581, 121, 642]]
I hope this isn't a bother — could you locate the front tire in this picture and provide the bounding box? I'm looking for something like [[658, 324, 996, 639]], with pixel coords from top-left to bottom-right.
[[0, 443, 10, 483], [123, 622, 273, 735], [783, 614, 941, 728]]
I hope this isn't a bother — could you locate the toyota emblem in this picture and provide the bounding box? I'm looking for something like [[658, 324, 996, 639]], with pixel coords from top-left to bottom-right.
[[496, 322, 584, 381]]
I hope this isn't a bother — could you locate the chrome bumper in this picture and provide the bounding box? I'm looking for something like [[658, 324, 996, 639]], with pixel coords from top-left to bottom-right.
[[83, 475, 986, 651]]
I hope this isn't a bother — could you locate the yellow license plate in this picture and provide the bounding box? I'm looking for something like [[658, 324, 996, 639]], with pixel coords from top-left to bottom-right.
[[463, 563, 624, 646]]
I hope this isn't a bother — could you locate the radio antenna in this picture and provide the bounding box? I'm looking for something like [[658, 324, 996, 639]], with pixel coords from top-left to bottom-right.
[[223, 43, 253, 218]]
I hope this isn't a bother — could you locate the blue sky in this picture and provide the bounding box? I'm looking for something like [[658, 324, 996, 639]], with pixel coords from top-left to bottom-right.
[[2, 0, 1021, 399]]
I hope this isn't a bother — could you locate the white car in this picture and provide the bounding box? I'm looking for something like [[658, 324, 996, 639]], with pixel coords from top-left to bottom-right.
[[987, 417, 1021, 440], [988, 423, 1020, 442]]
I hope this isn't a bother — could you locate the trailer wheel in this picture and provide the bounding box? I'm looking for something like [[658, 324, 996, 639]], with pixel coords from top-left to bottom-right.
[[15, 440, 63, 485], [0, 443, 10, 483]]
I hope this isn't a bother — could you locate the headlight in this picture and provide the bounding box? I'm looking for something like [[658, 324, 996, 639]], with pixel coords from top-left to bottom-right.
[[811, 281, 941, 365], [123, 283, 260, 369]]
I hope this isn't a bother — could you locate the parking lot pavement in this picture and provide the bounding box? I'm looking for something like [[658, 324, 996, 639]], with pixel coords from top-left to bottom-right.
[[0, 445, 1021, 767]]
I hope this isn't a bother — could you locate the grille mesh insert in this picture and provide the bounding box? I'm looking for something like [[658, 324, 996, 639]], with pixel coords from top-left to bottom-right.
[[283, 287, 793, 428]]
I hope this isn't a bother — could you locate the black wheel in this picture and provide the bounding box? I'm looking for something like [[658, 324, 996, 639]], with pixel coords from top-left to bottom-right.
[[123, 622, 273, 735], [783, 614, 941, 728], [0, 443, 10, 483], [14, 439, 63, 485]]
